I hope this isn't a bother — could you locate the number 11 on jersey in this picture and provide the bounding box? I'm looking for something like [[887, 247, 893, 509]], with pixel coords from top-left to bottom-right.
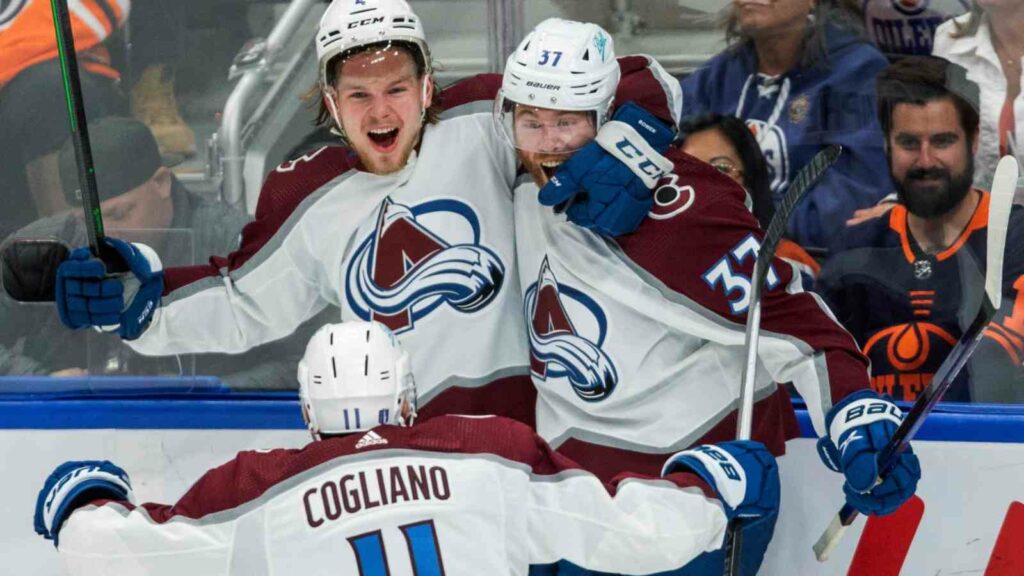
[[348, 520, 445, 575]]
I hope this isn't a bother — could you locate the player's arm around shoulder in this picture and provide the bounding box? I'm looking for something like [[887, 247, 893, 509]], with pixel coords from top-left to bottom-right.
[[612, 147, 765, 298], [439, 73, 503, 110], [614, 55, 683, 128], [620, 148, 874, 408]]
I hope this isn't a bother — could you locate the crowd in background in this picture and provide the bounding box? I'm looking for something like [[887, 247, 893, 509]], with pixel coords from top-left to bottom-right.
[[1, 0, 1022, 402]]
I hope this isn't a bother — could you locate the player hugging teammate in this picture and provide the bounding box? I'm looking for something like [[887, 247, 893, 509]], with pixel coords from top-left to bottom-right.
[[44, 1, 921, 574]]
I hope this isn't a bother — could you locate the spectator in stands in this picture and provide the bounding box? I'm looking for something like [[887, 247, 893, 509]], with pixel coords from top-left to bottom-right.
[[0, 117, 313, 388], [934, 0, 1024, 191], [860, 0, 970, 58], [816, 55, 1024, 403], [0, 0, 128, 238], [679, 113, 820, 280], [681, 0, 892, 251]]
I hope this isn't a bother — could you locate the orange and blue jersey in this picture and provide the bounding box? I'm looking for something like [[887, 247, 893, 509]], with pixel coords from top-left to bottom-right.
[[817, 190, 1024, 402]]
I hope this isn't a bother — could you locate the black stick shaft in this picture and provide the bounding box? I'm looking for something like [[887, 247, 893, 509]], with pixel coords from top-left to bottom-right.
[[50, 0, 105, 256]]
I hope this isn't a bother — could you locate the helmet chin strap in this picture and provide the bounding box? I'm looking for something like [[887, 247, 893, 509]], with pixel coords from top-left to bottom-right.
[[419, 76, 431, 124]]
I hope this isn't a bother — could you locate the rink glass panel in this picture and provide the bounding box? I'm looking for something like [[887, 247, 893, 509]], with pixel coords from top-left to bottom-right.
[[3, 0, 1023, 404]]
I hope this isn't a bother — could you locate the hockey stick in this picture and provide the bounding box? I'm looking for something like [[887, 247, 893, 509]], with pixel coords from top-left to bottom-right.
[[48, 0, 123, 270], [812, 154, 1019, 562], [724, 144, 843, 576]]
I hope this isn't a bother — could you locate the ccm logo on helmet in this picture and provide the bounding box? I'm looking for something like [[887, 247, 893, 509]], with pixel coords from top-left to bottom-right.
[[347, 16, 385, 29]]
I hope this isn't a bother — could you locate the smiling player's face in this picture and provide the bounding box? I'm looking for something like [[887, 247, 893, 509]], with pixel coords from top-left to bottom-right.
[[513, 105, 597, 188], [329, 48, 433, 175]]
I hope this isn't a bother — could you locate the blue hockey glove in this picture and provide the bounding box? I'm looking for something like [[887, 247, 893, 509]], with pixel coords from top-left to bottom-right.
[[817, 390, 921, 516], [662, 440, 780, 522], [539, 101, 675, 237], [34, 460, 133, 546], [55, 238, 163, 340]]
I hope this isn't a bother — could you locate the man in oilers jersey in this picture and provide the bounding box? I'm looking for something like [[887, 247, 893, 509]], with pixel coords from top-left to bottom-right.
[[33, 320, 781, 575], [480, 17, 922, 575], [51, 0, 678, 426], [818, 55, 1024, 403]]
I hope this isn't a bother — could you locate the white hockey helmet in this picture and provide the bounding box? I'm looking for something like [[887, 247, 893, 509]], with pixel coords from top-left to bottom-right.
[[495, 18, 620, 152], [297, 321, 416, 440], [315, 0, 432, 89]]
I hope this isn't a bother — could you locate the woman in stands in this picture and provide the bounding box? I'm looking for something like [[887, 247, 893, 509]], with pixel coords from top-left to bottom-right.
[[681, 0, 891, 253], [679, 113, 820, 282]]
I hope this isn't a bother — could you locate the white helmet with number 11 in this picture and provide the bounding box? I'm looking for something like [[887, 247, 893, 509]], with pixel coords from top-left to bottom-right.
[[297, 321, 416, 440]]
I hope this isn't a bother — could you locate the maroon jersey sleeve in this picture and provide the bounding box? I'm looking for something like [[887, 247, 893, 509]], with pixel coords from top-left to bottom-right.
[[162, 146, 358, 293], [614, 54, 682, 128], [620, 150, 871, 419]]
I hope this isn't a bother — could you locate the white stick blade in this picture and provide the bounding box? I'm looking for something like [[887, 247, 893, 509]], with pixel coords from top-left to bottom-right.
[[986, 155, 1018, 311], [812, 515, 848, 562]]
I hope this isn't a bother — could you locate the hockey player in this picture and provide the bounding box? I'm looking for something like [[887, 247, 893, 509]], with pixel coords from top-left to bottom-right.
[[51, 0, 677, 425], [818, 55, 1024, 403], [34, 321, 781, 575], [487, 18, 921, 574]]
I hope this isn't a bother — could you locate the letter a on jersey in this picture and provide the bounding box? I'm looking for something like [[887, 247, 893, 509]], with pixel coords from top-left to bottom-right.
[[346, 198, 505, 334], [525, 257, 617, 402]]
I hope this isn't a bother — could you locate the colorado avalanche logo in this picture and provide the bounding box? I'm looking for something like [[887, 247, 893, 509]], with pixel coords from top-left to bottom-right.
[[525, 258, 617, 402], [345, 197, 505, 334], [649, 173, 695, 220]]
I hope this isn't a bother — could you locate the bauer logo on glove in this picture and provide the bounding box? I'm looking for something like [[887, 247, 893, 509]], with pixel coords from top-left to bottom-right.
[[817, 390, 922, 516]]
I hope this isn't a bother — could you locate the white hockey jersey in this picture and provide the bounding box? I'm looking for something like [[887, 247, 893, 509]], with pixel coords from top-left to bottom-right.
[[56, 416, 727, 576], [129, 114, 532, 414], [512, 150, 871, 480]]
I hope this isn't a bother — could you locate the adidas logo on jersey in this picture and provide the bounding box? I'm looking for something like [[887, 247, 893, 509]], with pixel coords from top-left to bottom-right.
[[355, 431, 388, 449]]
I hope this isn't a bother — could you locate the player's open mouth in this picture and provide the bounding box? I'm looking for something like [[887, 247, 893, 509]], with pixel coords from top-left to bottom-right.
[[540, 159, 564, 182], [367, 127, 400, 152]]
